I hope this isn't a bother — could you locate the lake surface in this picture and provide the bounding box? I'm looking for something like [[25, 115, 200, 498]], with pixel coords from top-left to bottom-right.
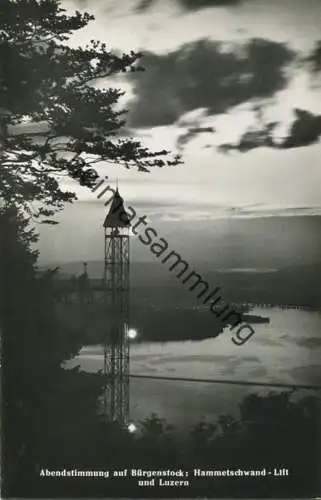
[[67, 307, 321, 430]]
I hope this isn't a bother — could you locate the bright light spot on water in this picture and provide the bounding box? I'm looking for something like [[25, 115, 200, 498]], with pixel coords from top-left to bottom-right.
[[127, 328, 138, 340], [128, 423, 137, 433]]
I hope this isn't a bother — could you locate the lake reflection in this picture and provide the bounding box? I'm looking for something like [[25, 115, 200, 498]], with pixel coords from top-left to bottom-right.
[[66, 307, 321, 429]]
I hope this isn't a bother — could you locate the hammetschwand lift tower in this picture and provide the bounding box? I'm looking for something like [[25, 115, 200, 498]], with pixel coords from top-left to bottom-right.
[[102, 189, 130, 424]]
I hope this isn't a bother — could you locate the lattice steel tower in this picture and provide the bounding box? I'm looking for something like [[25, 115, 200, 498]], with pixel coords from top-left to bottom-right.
[[102, 189, 130, 424]]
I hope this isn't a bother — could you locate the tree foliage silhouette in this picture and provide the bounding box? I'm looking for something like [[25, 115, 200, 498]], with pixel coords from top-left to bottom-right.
[[0, 0, 180, 221], [0, 208, 104, 496]]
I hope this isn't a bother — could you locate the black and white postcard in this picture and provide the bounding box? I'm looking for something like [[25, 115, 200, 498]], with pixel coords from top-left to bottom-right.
[[1, 0, 320, 498]]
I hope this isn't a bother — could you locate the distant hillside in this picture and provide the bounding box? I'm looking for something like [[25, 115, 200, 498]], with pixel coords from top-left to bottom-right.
[[47, 260, 183, 286], [277, 261, 321, 279], [50, 259, 321, 281], [46, 259, 321, 309]]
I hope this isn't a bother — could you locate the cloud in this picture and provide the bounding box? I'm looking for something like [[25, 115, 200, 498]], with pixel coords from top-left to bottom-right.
[[179, 0, 242, 8], [282, 109, 321, 148], [136, 0, 154, 11], [127, 38, 295, 127], [307, 40, 321, 73], [219, 108, 321, 153], [177, 126, 215, 150], [136, 0, 243, 12]]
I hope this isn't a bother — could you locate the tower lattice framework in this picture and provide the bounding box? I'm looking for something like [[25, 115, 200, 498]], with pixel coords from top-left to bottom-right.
[[102, 190, 130, 424]]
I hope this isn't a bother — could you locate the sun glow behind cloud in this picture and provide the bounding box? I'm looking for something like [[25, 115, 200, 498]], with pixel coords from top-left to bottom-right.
[[36, 0, 321, 263]]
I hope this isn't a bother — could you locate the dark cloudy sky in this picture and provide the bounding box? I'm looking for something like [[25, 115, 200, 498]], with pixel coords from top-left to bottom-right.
[[38, 0, 321, 264]]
